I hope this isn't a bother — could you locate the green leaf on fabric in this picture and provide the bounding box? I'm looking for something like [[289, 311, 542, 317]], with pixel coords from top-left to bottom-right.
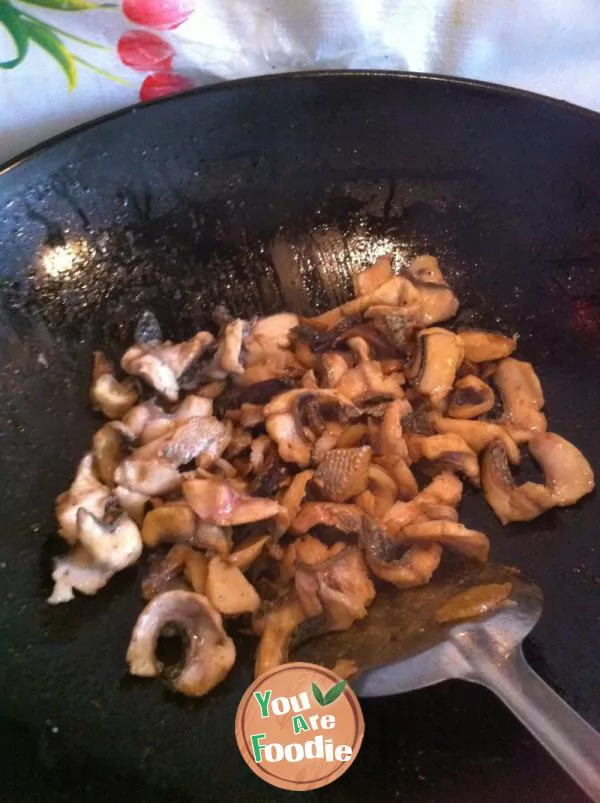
[[0, 2, 29, 69], [323, 679, 347, 705], [17, 0, 111, 11], [22, 19, 77, 90]]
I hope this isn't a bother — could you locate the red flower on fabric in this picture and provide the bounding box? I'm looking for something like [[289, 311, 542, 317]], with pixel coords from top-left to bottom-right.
[[139, 72, 194, 101], [118, 30, 175, 71], [122, 0, 195, 30]]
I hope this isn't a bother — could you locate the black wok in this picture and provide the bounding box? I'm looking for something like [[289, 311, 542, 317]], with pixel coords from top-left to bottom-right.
[[0, 72, 599, 802]]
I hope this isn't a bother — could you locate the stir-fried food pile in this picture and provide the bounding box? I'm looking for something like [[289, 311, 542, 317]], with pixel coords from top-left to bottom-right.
[[50, 254, 595, 696]]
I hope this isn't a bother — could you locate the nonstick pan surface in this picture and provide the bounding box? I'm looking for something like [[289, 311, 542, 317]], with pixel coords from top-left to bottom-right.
[[0, 72, 599, 802]]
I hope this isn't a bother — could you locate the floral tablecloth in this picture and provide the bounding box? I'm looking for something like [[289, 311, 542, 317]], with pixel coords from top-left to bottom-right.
[[1, 0, 600, 166]]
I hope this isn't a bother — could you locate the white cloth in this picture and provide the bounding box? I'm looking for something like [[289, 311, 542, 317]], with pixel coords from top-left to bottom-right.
[[1, 0, 599, 165]]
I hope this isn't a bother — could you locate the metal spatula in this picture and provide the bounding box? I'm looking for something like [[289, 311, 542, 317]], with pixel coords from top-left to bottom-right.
[[295, 562, 600, 802]]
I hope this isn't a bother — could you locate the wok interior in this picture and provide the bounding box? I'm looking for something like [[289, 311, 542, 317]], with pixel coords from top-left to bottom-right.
[[0, 75, 599, 799]]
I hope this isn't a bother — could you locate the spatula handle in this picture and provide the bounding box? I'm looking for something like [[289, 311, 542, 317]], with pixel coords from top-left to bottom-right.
[[457, 634, 600, 802]]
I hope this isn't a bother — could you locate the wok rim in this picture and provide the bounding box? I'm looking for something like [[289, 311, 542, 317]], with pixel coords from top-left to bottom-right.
[[2, 69, 600, 178]]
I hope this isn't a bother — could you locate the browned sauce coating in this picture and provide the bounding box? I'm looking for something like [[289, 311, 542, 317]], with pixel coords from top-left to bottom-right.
[[434, 582, 512, 623]]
